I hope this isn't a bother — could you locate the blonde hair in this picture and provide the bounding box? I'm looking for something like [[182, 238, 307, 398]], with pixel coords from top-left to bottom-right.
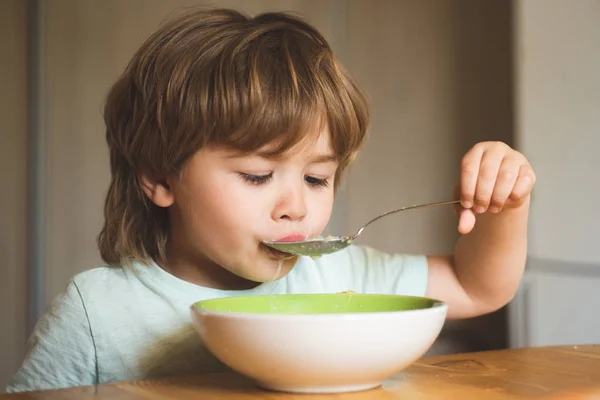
[[98, 7, 370, 266]]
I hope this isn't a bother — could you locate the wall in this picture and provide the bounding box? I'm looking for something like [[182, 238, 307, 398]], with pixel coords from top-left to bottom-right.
[[514, 0, 600, 265], [343, 0, 513, 256], [507, 0, 600, 349], [0, 0, 28, 390]]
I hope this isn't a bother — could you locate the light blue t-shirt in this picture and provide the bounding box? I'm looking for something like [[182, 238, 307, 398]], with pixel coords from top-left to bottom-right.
[[5, 245, 428, 393]]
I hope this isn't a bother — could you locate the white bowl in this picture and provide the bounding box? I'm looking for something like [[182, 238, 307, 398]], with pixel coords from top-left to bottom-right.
[[191, 293, 447, 393]]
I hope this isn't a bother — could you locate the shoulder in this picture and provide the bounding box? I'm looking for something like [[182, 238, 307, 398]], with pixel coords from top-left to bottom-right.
[[71, 265, 128, 286], [68, 264, 134, 299], [31, 265, 128, 332]]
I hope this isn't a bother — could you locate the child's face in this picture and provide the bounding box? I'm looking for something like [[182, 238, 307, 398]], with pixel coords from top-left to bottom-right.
[[165, 126, 337, 287]]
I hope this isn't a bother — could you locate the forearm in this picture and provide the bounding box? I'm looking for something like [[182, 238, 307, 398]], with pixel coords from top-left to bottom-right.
[[453, 197, 530, 311]]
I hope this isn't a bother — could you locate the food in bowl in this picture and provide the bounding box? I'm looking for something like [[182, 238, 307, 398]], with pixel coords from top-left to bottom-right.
[[191, 293, 447, 393]]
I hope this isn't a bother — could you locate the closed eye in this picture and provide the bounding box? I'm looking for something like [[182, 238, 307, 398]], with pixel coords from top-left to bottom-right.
[[305, 176, 329, 188], [239, 172, 273, 185]]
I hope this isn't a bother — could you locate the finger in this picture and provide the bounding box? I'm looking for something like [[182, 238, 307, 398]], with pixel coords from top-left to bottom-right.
[[459, 145, 484, 209], [473, 149, 504, 213], [458, 208, 476, 234], [488, 157, 521, 213], [507, 164, 536, 207]]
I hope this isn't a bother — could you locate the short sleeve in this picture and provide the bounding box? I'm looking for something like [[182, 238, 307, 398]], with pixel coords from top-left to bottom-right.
[[5, 280, 97, 393], [320, 245, 429, 296]]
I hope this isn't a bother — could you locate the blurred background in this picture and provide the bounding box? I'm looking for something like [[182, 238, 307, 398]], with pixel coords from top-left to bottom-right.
[[1, 0, 599, 390]]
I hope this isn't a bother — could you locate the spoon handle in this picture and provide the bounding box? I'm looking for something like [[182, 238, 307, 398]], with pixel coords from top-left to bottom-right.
[[353, 200, 461, 237]]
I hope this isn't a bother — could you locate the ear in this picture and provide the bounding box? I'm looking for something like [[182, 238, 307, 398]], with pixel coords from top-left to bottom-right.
[[139, 173, 175, 208]]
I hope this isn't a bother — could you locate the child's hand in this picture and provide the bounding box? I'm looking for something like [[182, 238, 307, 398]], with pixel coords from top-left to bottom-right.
[[454, 141, 536, 234]]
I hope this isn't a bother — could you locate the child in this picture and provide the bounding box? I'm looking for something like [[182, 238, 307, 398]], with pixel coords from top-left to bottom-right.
[[6, 7, 535, 393]]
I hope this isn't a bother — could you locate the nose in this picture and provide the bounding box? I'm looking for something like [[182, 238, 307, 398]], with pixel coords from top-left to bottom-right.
[[272, 184, 307, 222]]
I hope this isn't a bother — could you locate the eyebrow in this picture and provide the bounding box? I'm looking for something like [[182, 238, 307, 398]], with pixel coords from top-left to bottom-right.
[[226, 151, 338, 164], [308, 154, 338, 163], [256, 152, 338, 164], [231, 150, 338, 164]]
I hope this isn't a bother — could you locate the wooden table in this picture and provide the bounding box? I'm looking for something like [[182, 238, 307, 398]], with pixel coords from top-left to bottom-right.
[[3, 345, 600, 399]]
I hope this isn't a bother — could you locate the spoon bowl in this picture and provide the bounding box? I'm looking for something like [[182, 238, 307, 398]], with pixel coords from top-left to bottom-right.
[[264, 236, 354, 258], [263, 199, 460, 257]]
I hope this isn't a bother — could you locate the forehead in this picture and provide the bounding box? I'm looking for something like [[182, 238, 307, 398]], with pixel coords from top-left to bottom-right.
[[211, 122, 334, 161], [259, 124, 334, 160]]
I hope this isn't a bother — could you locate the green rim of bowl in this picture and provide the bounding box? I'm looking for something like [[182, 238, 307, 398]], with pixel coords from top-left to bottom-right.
[[192, 293, 446, 316]]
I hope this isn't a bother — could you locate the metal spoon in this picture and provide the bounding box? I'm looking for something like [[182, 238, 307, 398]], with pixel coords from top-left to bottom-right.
[[263, 199, 460, 257]]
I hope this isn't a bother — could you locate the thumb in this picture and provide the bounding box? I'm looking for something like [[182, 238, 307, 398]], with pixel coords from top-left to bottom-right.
[[458, 208, 476, 234], [453, 184, 476, 234]]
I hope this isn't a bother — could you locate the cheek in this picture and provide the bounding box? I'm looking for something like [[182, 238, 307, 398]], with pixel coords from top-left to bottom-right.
[[202, 182, 268, 231], [310, 191, 335, 232], [175, 180, 238, 231]]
